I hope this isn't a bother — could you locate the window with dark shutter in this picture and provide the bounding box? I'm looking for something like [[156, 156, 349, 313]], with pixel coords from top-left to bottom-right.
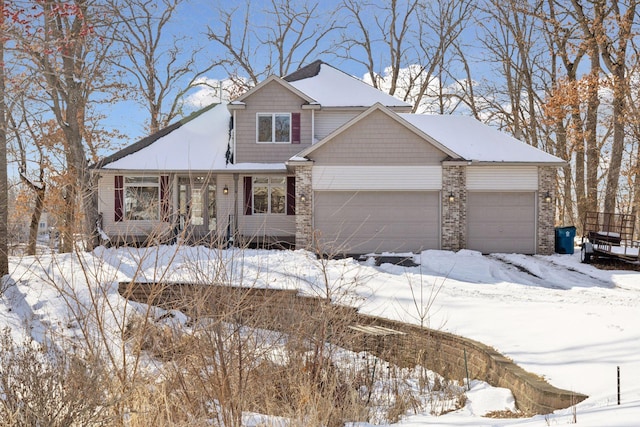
[[286, 176, 296, 215], [292, 112, 301, 144], [114, 175, 123, 222]]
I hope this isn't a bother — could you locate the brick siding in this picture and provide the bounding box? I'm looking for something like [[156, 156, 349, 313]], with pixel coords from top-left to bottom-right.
[[442, 165, 467, 251]]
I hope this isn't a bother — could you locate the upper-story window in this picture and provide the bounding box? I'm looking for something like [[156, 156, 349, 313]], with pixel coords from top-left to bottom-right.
[[257, 113, 291, 143]]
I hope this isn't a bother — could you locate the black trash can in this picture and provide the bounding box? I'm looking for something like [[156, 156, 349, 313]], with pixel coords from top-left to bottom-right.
[[555, 226, 576, 254]]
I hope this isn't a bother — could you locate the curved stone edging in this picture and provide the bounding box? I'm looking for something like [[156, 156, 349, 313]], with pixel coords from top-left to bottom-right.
[[119, 282, 587, 415], [348, 313, 587, 415]]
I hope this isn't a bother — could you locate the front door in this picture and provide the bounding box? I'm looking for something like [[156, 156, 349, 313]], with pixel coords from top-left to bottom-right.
[[178, 176, 217, 241]]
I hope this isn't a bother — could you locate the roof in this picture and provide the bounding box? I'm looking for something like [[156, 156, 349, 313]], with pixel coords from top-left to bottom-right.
[[296, 103, 460, 159], [295, 104, 564, 165], [398, 114, 565, 164], [285, 61, 412, 109], [93, 103, 220, 169], [97, 102, 289, 173], [96, 63, 563, 173], [231, 75, 316, 106]]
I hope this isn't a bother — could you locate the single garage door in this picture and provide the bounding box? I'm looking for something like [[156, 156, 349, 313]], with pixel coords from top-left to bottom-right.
[[467, 192, 536, 254], [314, 191, 440, 254]]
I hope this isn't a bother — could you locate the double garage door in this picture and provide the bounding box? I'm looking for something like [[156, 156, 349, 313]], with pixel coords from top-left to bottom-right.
[[313, 190, 537, 255], [467, 192, 536, 254], [314, 191, 440, 254]]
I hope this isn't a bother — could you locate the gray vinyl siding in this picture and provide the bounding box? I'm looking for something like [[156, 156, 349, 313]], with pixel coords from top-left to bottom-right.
[[234, 80, 312, 163], [467, 192, 536, 254], [308, 110, 448, 166], [314, 190, 440, 254], [314, 110, 360, 140], [237, 174, 296, 239], [467, 166, 538, 190]]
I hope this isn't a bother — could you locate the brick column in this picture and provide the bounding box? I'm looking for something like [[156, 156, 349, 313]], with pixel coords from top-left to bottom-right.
[[294, 163, 313, 250], [537, 166, 556, 255], [441, 164, 467, 251]]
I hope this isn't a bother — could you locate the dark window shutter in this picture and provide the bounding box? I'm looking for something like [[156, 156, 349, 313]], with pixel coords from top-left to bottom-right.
[[114, 175, 123, 222], [244, 176, 252, 216], [160, 175, 170, 221], [292, 112, 301, 144], [286, 176, 296, 215]]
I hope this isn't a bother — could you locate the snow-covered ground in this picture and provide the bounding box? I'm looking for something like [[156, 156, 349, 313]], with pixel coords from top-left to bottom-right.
[[1, 246, 639, 426]]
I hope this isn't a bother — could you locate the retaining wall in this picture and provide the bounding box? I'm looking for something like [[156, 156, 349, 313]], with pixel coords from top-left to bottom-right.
[[119, 282, 587, 416]]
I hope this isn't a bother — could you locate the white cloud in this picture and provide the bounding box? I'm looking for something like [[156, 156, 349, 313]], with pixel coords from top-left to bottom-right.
[[184, 76, 251, 107]]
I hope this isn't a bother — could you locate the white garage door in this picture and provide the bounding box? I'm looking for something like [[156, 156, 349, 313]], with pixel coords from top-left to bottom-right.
[[467, 192, 536, 254], [314, 191, 440, 254]]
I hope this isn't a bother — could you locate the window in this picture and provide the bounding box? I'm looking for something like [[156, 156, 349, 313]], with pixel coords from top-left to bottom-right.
[[252, 176, 286, 214], [124, 176, 160, 221], [257, 113, 291, 143]]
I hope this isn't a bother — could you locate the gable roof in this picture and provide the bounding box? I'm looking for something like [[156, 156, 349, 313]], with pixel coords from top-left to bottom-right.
[[398, 114, 565, 164], [284, 61, 412, 109], [230, 75, 316, 106], [296, 103, 459, 159], [93, 103, 220, 169], [295, 103, 565, 165], [96, 103, 233, 171]]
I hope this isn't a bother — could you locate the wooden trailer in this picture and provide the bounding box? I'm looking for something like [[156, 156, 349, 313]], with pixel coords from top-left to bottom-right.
[[580, 211, 640, 263]]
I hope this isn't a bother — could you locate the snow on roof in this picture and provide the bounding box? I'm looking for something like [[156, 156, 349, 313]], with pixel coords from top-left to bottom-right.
[[104, 103, 232, 171], [287, 62, 411, 109], [399, 113, 565, 164], [103, 103, 286, 171]]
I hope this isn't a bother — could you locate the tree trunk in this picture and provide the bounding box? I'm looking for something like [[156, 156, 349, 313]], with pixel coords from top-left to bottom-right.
[[27, 186, 46, 256], [603, 71, 626, 213], [0, 9, 8, 275]]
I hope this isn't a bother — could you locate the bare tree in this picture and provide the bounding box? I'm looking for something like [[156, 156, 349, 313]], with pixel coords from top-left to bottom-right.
[[0, 2, 8, 274], [207, 0, 340, 89], [337, 0, 473, 113], [9, 0, 119, 252], [110, 0, 216, 134], [7, 102, 48, 256], [574, 0, 638, 213]]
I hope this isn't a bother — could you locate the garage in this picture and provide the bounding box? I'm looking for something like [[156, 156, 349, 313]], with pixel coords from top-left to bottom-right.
[[313, 191, 440, 254], [467, 192, 536, 254]]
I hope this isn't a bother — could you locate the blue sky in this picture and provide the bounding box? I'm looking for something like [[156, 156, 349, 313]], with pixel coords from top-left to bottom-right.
[[103, 0, 492, 151]]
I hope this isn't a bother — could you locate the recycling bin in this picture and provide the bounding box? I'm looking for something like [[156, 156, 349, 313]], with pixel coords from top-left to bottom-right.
[[555, 226, 576, 254]]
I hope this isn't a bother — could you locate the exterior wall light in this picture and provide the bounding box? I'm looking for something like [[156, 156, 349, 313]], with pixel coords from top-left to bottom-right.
[[544, 191, 551, 203], [223, 185, 229, 195], [448, 192, 455, 203], [300, 194, 306, 203]]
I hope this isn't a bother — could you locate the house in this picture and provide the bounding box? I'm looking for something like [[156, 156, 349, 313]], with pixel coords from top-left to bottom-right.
[[92, 61, 565, 255]]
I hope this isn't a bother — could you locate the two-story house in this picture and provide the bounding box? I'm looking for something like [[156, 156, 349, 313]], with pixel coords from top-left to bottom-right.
[[93, 61, 565, 255]]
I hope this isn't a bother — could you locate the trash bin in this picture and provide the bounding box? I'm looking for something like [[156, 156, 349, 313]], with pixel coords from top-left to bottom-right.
[[555, 226, 576, 254]]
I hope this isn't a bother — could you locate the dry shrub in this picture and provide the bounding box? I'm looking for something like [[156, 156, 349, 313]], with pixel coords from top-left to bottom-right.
[[485, 409, 525, 418], [0, 329, 110, 427]]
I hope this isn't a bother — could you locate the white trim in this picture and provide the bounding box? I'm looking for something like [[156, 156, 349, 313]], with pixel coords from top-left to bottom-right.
[[251, 175, 287, 215], [466, 166, 538, 190], [256, 112, 292, 144], [233, 110, 237, 163], [123, 175, 161, 221], [312, 166, 442, 190]]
